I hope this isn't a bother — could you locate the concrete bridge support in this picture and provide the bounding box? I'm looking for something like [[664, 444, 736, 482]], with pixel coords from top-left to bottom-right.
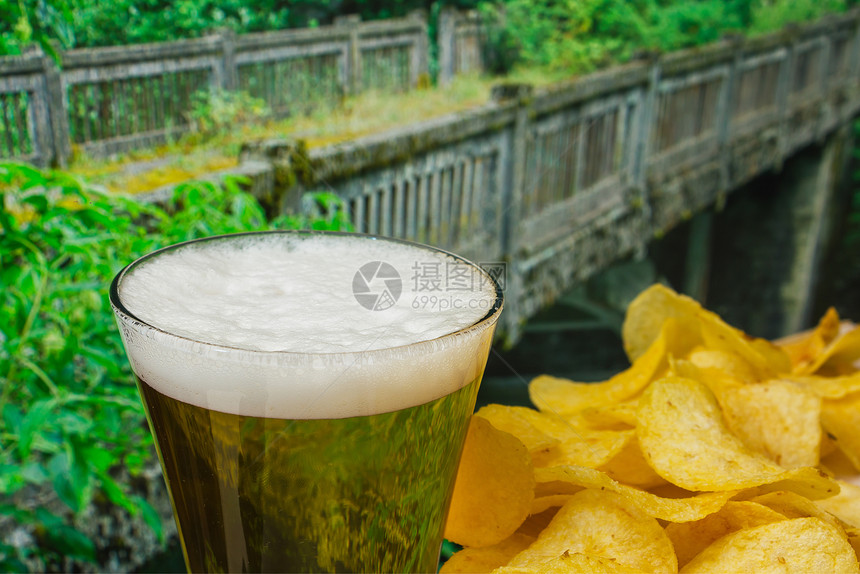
[[681, 124, 855, 339]]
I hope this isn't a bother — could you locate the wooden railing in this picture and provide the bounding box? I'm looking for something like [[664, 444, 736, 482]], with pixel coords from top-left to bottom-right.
[[0, 12, 447, 166], [240, 10, 860, 342]]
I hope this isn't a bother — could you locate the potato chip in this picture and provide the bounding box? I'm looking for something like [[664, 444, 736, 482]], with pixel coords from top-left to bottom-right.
[[622, 284, 789, 375], [531, 495, 574, 515], [686, 347, 759, 383], [749, 491, 841, 529], [844, 526, 860, 561], [575, 400, 638, 430], [440, 533, 535, 573], [637, 376, 838, 497], [529, 316, 689, 416], [719, 380, 821, 468], [597, 435, 666, 489], [777, 307, 842, 372], [802, 324, 860, 377], [664, 501, 786, 568], [448, 284, 860, 574], [445, 416, 535, 547], [542, 428, 634, 469], [517, 508, 559, 539], [785, 372, 860, 399], [534, 465, 737, 522], [679, 517, 859, 573], [666, 357, 742, 404], [496, 552, 648, 573], [817, 480, 860, 529], [476, 405, 562, 467], [821, 394, 860, 472], [477, 405, 636, 470], [821, 446, 857, 479], [508, 489, 677, 573]]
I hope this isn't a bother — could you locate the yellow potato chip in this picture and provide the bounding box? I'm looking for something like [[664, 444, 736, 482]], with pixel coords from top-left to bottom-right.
[[531, 495, 574, 515], [476, 405, 561, 467], [817, 480, 860, 529], [508, 489, 677, 573], [844, 526, 860, 562], [821, 446, 857, 479], [749, 491, 841, 529], [496, 552, 648, 573], [622, 284, 789, 375], [597, 435, 667, 489], [686, 347, 759, 383], [785, 372, 860, 400], [821, 393, 860, 472], [664, 501, 786, 568], [478, 405, 636, 470], [542, 428, 634, 469], [534, 465, 737, 522], [637, 376, 838, 497], [666, 357, 743, 404], [529, 316, 689, 416], [680, 517, 859, 573], [516, 508, 559, 539], [803, 324, 860, 377], [719, 380, 821, 468], [778, 307, 842, 372], [575, 400, 638, 430], [445, 416, 535, 547], [440, 533, 535, 573]]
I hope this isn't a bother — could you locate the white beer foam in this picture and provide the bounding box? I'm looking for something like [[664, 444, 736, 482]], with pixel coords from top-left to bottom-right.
[[114, 233, 501, 418]]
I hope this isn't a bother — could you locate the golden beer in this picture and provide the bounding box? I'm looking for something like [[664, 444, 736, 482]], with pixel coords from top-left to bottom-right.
[[110, 232, 502, 573]]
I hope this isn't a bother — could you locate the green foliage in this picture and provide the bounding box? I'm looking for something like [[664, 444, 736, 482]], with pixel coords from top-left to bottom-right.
[[186, 90, 271, 138], [0, 0, 76, 57], [0, 162, 351, 570], [68, 0, 460, 49], [750, 0, 849, 35], [481, 0, 847, 76]]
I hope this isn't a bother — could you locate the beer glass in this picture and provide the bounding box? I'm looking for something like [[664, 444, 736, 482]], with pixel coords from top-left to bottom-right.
[[109, 231, 503, 573]]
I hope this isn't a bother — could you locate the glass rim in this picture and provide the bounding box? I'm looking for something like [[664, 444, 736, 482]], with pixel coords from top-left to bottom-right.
[[109, 230, 505, 358]]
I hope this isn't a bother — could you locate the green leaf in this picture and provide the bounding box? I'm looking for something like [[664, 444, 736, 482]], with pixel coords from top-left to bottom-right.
[[0, 464, 24, 494], [18, 398, 58, 459], [20, 194, 48, 213], [97, 472, 137, 516], [131, 495, 164, 544], [20, 462, 49, 485], [48, 450, 92, 514], [40, 521, 97, 563]]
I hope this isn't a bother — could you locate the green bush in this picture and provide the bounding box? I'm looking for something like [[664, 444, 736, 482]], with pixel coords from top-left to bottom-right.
[[186, 89, 271, 138], [0, 163, 351, 571], [481, 0, 848, 76]]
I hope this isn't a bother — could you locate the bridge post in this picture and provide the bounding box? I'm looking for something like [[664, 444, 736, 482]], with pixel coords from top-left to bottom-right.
[[497, 84, 533, 345], [631, 56, 661, 227], [717, 34, 743, 194], [775, 25, 797, 171]]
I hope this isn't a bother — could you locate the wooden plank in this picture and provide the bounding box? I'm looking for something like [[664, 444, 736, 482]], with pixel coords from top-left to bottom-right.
[[13, 92, 29, 155], [393, 178, 405, 238], [2, 94, 17, 156], [380, 183, 393, 236], [450, 160, 463, 245]]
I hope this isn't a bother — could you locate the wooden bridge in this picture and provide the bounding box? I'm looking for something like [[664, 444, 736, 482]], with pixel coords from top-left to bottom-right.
[[239, 10, 860, 343]]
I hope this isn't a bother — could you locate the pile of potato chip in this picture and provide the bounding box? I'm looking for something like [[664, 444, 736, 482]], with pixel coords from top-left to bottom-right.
[[442, 284, 860, 573]]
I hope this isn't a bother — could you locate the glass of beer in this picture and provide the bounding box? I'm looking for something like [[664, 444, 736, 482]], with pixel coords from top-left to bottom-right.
[[109, 231, 503, 573]]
